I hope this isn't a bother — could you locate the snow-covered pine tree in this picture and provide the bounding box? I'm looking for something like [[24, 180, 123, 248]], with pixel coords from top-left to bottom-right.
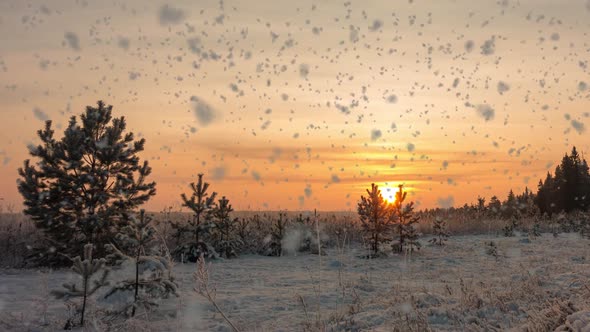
[[17, 101, 156, 266], [502, 216, 518, 237], [173, 173, 218, 262], [485, 241, 499, 260], [391, 184, 420, 253], [211, 196, 241, 258], [51, 243, 110, 328], [404, 222, 422, 252], [105, 210, 178, 317], [357, 183, 392, 258], [264, 212, 288, 256], [235, 217, 252, 253], [429, 216, 450, 246]]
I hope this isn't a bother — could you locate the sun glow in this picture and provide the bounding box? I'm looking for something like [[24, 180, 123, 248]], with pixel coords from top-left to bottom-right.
[[381, 186, 400, 204]]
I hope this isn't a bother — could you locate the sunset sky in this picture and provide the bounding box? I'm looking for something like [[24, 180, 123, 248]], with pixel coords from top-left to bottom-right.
[[0, 0, 589, 211]]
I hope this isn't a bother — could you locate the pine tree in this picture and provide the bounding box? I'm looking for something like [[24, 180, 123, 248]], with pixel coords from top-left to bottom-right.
[[487, 196, 502, 217], [485, 241, 499, 260], [429, 217, 450, 246], [357, 183, 392, 257], [17, 101, 156, 265], [235, 217, 252, 253], [391, 185, 420, 253], [173, 173, 218, 262], [404, 223, 422, 252], [502, 189, 518, 219], [476, 196, 486, 214], [51, 243, 110, 327], [211, 196, 240, 258], [105, 210, 178, 317], [535, 147, 590, 215], [264, 212, 288, 256]]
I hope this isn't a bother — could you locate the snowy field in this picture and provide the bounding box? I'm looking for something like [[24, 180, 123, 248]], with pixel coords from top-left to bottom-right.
[[1, 233, 590, 331]]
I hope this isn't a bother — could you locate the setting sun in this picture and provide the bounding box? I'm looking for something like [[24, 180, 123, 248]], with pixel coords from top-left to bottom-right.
[[381, 186, 400, 204]]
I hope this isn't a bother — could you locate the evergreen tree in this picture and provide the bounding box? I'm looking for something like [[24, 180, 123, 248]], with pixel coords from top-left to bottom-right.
[[502, 217, 518, 237], [485, 241, 499, 260], [173, 173, 218, 262], [51, 243, 110, 328], [476, 196, 486, 214], [357, 183, 392, 257], [17, 101, 156, 265], [235, 217, 252, 253], [534, 147, 590, 214], [105, 210, 178, 317], [263, 212, 288, 256], [211, 196, 240, 258], [487, 196, 502, 216], [429, 216, 450, 246], [391, 184, 420, 253], [501, 190, 518, 219]]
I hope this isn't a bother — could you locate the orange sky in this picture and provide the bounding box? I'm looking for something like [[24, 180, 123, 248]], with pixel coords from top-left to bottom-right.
[[0, 0, 589, 211]]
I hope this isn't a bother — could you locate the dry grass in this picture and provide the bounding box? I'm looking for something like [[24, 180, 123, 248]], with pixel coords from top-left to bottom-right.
[[0, 210, 40, 267], [0, 208, 582, 268]]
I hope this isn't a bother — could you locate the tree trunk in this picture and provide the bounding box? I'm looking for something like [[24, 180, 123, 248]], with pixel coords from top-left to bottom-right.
[[132, 248, 140, 317], [81, 274, 88, 326]]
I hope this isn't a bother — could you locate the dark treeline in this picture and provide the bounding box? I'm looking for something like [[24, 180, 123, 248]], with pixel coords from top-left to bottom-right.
[[536, 147, 590, 215], [418, 146, 590, 225]]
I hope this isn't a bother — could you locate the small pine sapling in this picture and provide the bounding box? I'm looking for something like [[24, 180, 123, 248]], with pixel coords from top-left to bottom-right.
[[105, 210, 178, 317], [503, 216, 519, 237], [212, 197, 240, 258], [357, 183, 392, 258], [429, 217, 450, 246], [391, 184, 420, 253], [404, 224, 422, 252], [235, 217, 252, 253], [51, 243, 109, 327], [174, 173, 218, 262], [287, 212, 315, 254], [485, 241, 499, 260], [264, 212, 288, 256]]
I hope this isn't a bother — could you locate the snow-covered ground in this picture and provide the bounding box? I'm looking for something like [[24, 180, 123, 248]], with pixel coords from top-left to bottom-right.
[[1, 233, 590, 331]]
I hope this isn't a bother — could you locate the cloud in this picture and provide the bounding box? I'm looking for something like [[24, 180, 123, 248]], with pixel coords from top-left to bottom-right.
[[190, 96, 217, 126], [299, 63, 309, 78], [571, 120, 585, 134], [464, 40, 474, 52], [437, 195, 455, 208], [304, 186, 312, 198], [371, 129, 382, 141], [386, 94, 398, 104], [210, 166, 226, 181], [476, 104, 495, 121], [159, 4, 185, 25], [64, 32, 80, 50], [480, 37, 495, 55], [251, 171, 261, 182], [369, 20, 383, 31], [497, 81, 510, 95], [117, 37, 130, 50], [33, 107, 49, 121]]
